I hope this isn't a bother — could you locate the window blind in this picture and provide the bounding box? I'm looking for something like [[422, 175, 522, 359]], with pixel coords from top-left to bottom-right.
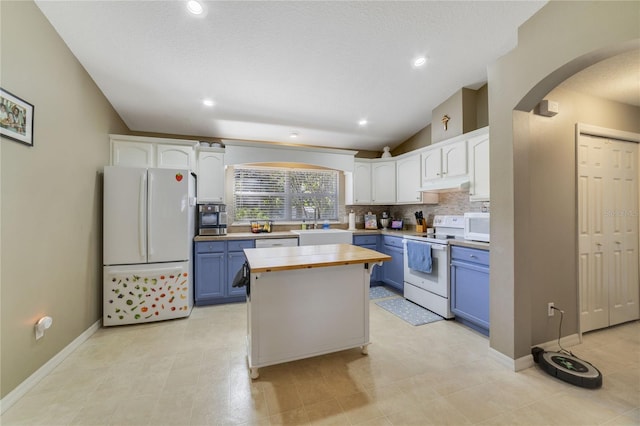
[[234, 166, 338, 222]]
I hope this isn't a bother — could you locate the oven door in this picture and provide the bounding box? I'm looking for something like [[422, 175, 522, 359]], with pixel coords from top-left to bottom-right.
[[403, 241, 448, 297]]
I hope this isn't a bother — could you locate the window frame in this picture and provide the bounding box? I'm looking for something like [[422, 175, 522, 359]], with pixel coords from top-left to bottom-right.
[[233, 165, 340, 223]]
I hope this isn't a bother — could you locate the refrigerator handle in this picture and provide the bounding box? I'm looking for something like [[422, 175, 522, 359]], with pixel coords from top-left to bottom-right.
[[139, 173, 147, 258], [148, 172, 154, 257]]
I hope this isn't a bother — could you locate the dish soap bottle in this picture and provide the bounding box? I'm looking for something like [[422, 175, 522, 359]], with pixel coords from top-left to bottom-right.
[[301, 219, 307, 230]]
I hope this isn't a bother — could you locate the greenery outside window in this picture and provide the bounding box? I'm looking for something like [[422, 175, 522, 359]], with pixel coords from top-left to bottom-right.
[[234, 166, 339, 222]]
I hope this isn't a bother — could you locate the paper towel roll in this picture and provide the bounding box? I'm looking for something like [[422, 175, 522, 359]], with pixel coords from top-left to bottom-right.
[[348, 212, 356, 230]]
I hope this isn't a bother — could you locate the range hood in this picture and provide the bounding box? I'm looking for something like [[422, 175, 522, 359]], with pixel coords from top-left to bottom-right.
[[419, 176, 470, 193]]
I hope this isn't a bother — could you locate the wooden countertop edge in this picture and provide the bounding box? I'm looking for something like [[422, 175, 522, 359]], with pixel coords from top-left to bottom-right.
[[248, 256, 391, 273], [244, 244, 391, 273]]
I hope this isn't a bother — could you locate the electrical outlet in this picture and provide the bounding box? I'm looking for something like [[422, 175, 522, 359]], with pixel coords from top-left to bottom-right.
[[548, 302, 555, 317]]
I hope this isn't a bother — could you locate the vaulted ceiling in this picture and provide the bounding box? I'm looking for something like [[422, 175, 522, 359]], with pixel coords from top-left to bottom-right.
[[35, 1, 556, 151]]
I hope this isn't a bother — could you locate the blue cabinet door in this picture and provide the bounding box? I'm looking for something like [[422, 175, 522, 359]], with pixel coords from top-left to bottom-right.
[[450, 246, 489, 335], [381, 236, 404, 291], [353, 235, 380, 284], [194, 252, 225, 302], [227, 251, 249, 297]]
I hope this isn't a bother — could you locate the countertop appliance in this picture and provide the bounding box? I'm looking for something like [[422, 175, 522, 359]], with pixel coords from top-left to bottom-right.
[[198, 203, 227, 235], [464, 212, 490, 242], [103, 167, 196, 326], [402, 215, 465, 318]]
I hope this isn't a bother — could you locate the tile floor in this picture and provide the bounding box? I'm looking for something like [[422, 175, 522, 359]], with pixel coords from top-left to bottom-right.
[[2, 296, 638, 426]]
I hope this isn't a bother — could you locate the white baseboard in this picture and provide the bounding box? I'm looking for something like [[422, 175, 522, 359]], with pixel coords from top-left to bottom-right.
[[488, 333, 581, 373], [0, 320, 101, 415], [535, 333, 582, 352]]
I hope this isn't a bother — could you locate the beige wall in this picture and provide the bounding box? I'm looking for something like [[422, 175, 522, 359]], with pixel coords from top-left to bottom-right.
[[391, 124, 431, 156], [488, 0, 640, 360], [527, 87, 640, 345], [0, 1, 128, 398]]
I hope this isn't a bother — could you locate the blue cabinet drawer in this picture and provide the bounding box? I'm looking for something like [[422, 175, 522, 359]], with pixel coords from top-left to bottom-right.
[[227, 239, 255, 252], [353, 235, 378, 246], [451, 246, 490, 265], [382, 235, 403, 248], [195, 241, 225, 253]]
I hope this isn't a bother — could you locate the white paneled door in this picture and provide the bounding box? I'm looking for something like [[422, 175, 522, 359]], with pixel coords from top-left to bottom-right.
[[578, 132, 639, 333]]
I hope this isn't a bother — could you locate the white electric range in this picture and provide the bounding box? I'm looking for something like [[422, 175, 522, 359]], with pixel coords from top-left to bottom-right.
[[402, 215, 465, 319]]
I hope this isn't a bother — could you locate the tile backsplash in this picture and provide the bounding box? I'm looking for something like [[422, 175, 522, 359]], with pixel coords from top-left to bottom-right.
[[347, 191, 487, 228]]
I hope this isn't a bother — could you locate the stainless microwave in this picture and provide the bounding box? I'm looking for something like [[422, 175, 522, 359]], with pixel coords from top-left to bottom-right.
[[464, 212, 490, 242], [198, 204, 227, 235]]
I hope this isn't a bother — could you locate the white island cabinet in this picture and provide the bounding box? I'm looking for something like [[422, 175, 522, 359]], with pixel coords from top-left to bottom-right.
[[244, 244, 390, 379]]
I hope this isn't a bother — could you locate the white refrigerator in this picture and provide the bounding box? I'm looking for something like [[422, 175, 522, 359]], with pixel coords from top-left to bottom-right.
[[103, 167, 196, 326]]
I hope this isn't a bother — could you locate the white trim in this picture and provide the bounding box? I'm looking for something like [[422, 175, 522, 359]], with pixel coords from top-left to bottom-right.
[[487, 347, 532, 371], [0, 320, 101, 414], [488, 333, 581, 373], [577, 123, 640, 143], [534, 333, 582, 352], [109, 134, 199, 147], [223, 140, 358, 172]]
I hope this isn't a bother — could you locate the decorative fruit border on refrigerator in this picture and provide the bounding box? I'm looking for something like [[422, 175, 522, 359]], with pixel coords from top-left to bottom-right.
[[106, 272, 190, 322]]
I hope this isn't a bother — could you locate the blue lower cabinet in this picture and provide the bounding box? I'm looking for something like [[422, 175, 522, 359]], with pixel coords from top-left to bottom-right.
[[352, 235, 381, 284], [227, 240, 254, 298], [450, 246, 490, 335], [380, 235, 404, 291], [194, 239, 254, 305]]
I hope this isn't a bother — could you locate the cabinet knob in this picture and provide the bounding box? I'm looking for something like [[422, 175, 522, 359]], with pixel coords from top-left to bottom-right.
[[470, 255, 477, 259]]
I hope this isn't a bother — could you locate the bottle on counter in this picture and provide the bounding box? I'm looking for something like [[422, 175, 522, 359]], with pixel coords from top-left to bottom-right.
[[301, 219, 307, 230]]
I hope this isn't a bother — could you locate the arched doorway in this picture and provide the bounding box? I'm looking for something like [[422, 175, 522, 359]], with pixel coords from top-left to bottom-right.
[[487, 0, 640, 367]]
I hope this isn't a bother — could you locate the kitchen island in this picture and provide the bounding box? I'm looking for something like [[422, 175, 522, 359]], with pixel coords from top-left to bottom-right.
[[244, 243, 390, 379]]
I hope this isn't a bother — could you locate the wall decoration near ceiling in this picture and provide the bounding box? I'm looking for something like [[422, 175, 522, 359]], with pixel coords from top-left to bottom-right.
[[0, 88, 34, 147]]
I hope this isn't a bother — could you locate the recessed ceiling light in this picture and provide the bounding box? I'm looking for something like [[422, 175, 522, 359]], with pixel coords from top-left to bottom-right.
[[358, 119, 368, 126], [202, 99, 215, 107], [413, 56, 427, 67], [290, 131, 299, 138], [187, 0, 204, 15]]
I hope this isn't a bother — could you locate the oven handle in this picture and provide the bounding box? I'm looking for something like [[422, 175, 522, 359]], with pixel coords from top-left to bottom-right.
[[402, 239, 448, 251]]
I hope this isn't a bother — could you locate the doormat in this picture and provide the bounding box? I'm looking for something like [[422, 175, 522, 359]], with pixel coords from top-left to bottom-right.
[[369, 286, 399, 300], [375, 298, 443, 326]]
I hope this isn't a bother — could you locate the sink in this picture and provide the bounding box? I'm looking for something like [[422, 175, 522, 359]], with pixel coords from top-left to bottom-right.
[[290, 229, 353, 246]]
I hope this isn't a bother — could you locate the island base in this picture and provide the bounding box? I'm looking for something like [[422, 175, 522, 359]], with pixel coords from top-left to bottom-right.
[[246, 263, 372, 379]]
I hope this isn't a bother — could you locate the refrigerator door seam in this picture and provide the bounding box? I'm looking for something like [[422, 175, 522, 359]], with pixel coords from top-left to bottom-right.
[[139, 172, 147, 259]]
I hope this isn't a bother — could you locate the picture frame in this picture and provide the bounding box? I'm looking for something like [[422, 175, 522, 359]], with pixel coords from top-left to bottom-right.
[[364, 213, 378, 230], [1, 88, 34, 147]]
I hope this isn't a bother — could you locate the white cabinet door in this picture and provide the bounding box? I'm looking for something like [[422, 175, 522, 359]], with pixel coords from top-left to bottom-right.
[[468, 134, 490, 201], [352, 161, 372, 204], [197, 150, 225, 203], [111, 141, 154, 168], [156, 144, 195, 170], [421, 147, 442, 183], [442, 140, 467, 178], [396, 154, 422, 203], [372, 161, 396, 204]]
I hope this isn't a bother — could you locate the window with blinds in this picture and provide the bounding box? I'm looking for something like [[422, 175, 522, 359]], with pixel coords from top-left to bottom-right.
[[234, 166, 339, 222]]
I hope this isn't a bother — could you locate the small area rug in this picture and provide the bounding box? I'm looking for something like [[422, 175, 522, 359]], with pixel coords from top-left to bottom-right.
[[375, 297, 443, 326], [369, 286, 399, 300]]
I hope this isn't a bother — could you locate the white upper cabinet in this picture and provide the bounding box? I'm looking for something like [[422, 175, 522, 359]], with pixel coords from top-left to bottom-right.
[[156, 144, 196, 170], [110, 135, 197, 170], [421, 140, 467, 185], [371, 161, 396, 204], [442, 141, 467, 178], [468, 132, 490, 201], [197, 149, 225, 203], [111, 140, 155, 168], [396, 153, 422, 203], [351, 160, 372, 204], [421, 147, 442, 182]]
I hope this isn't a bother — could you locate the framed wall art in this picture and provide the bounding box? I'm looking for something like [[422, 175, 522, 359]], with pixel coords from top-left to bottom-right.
[[1, 88, 34, 147]]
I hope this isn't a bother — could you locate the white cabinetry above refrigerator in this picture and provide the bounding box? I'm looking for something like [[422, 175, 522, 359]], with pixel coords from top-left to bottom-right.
[[110, 134, 197, 170]]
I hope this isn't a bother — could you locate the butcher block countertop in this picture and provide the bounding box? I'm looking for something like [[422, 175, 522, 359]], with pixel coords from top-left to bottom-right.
[[244, 243, 391, 273]]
